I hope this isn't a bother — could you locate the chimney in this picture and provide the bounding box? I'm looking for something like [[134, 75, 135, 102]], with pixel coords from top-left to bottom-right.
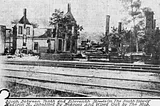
[[68, 3, 71, 12], [153, 19, 156, 30], [157, 27, 159, 30], [118, 22, 122, 33], [145, 11, 154, 30], [24, 8, 26, 18], [156, 27, 159, 32], [155, 27, 159, 35], [105, 15, 110, 35], [23, 8, 27, 28]]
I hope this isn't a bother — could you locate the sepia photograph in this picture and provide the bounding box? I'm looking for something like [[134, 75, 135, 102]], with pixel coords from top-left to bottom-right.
[[0, 0, 160, 98]]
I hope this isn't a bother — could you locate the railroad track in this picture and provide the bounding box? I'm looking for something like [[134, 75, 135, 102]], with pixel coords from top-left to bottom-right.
[[3, 60, 160, 97], [4, 77, 90, 97], [5, 60, 160, 68], [3, 66, 160, 97], [5, 60, 160, 73], [4, 75, 160, 94], [4, 68, 160, 83]]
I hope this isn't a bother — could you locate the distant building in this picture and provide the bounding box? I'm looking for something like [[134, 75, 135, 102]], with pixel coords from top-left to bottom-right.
[[1, 4, 78, 55], [0, 25, 18, 54], [33, 3, 78, 54], [0, 25, 7, 54], [12, 8, 34, 51]]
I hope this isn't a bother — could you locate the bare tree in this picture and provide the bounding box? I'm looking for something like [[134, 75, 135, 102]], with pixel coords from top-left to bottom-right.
[[120, 0, 146, 52]]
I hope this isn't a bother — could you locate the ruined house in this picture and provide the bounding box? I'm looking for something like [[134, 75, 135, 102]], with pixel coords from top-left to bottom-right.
[[1, 4, 78, 57]]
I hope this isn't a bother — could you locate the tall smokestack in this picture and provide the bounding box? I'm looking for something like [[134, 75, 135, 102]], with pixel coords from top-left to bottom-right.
[[118, 22, 122, 33], [23, 8, 27, 28], [105, 15, 110, 35], [68, 3, 71, 12], [153, 19, 156, 30]]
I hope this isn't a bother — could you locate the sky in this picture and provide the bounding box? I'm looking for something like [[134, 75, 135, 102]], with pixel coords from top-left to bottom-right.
[[0, 0, 160, 33]]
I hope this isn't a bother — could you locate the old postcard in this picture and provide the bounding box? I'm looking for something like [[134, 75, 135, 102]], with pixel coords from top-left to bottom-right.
[[0, 0, 160, 106]]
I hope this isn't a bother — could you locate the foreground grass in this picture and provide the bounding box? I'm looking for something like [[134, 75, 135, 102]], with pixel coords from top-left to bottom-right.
[[4, 81, 84, 97]]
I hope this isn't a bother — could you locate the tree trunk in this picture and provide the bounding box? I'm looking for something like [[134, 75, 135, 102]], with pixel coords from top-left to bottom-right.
[[131, 0, 139, 53], [133, 21, 139, 53]]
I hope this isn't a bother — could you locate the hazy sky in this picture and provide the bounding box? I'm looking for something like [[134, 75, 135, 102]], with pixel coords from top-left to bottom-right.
[[0, 0, 160, 33]]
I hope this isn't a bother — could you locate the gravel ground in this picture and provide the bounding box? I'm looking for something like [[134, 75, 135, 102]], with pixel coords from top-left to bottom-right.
[[4, 81, 85, 97]]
